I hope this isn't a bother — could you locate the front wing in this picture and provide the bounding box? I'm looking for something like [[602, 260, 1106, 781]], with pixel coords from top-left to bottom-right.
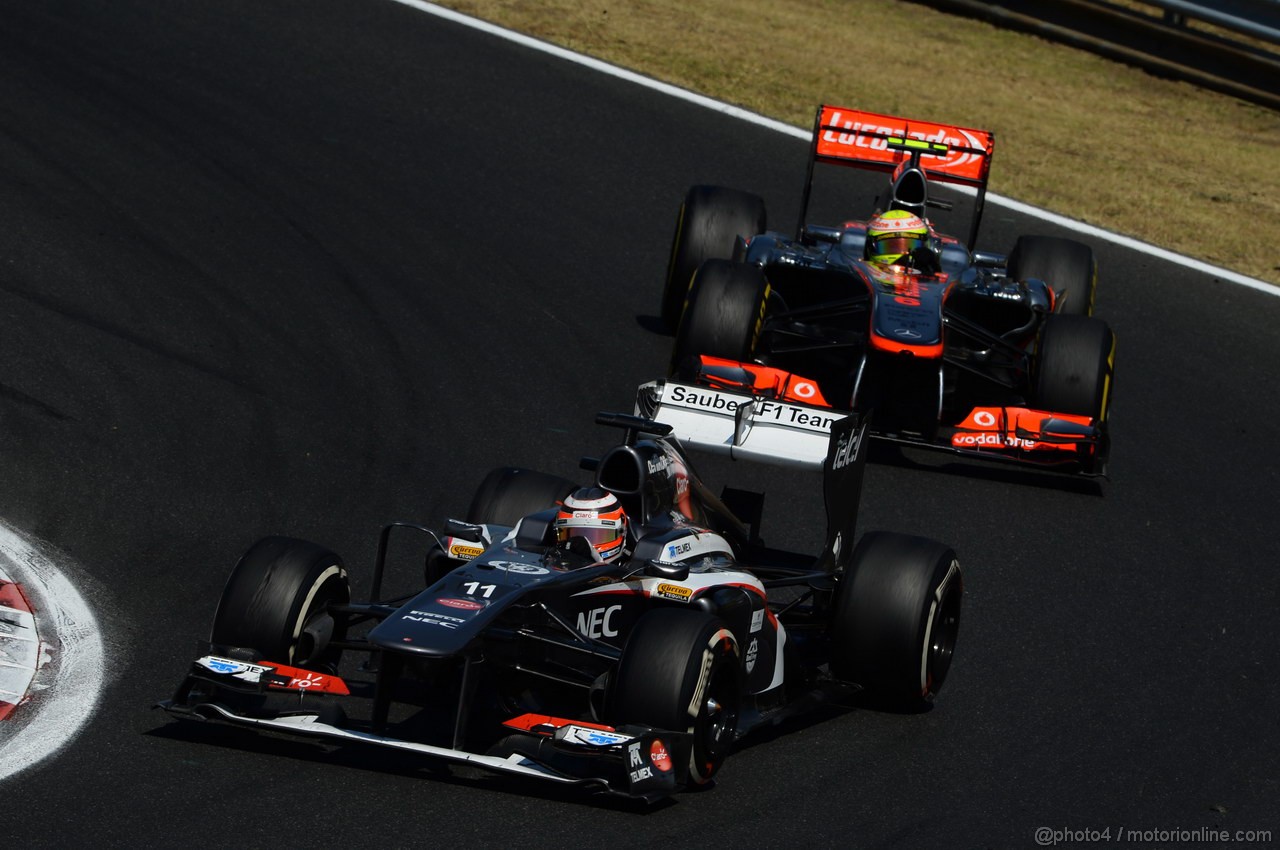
[[157, 653, 688, 802]]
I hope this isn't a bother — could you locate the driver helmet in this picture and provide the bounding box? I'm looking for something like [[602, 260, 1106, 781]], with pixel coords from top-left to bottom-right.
[[554, 487, 628, 562], [865, 209, 930, 266]]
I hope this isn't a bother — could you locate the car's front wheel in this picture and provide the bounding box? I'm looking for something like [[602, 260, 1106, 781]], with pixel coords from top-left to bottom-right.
[[670, 259, 770, 377], [662, 185, 767, 331], [610, 608, 742, 786], [1032, 314, 1115, 419], [210, 536, 350, 670]]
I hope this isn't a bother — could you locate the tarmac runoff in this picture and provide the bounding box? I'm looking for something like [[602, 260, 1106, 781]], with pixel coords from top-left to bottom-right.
[[0, 522, 104, 782]]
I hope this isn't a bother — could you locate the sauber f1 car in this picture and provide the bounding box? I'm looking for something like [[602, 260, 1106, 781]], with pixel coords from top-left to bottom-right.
[[158, 412, 962, 802], [658, 105, 1116, 476]]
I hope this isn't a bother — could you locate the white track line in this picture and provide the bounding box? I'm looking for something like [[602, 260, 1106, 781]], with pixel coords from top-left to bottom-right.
[[0, 523, 105, 783], [389, 0, 1280, 298]]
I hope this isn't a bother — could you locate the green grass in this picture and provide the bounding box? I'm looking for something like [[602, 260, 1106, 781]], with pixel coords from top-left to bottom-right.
[[437, 0, 1280, 285]]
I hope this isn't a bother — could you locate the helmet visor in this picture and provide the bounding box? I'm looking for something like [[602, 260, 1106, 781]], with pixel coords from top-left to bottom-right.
[[555, 525, 623, 548], [870, 235, 924, 259]]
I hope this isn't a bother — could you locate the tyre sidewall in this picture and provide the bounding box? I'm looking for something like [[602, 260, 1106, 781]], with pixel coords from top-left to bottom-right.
[[829, 532, 962, 706], [1009, 235, 1096, 317], [210, 536, 349, 666], [610, 608, 742, 785]]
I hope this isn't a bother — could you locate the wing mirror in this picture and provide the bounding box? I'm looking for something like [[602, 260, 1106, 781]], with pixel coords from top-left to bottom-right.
[[643, 560, 689, 581]]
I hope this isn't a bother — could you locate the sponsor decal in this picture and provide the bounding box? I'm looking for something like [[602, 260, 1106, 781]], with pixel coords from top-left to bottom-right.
[[404, 609, 467, 628], [628, 742, 643, 768], [751, 400, 837, 433], [576, 604, 621, 639], [666, 540, 693, 560], [629, 766, 654, 782], [745, 638, 759, 674], [951, 432, 1039, 450], [646, 455, 673, 475], [750, 608, 764, 633], [894, 328, 922, 339], [817, 108, 990, 177], [973, 410, 997, 427], [649, 739, 673, 773], [832, 428, 861, 469], [199, 656, 269, 682], [655, 583, 693, 602], [447, 541, 484, 560], [436, 597, 484, 611], [560, 725, 633, 747], [486, 560, 549, 576], [668, 385, 749, 413]]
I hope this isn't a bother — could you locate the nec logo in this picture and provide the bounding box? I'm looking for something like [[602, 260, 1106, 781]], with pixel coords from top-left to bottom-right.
[[577, 605, 621, 639]]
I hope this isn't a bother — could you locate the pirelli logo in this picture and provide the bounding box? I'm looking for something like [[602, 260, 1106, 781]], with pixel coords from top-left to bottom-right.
[[655, 583, 692, 602]]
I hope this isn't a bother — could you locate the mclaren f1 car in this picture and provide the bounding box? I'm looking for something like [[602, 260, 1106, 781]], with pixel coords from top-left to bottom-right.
[[657, 105, 1116, 476], [158, 412, 961, 801]]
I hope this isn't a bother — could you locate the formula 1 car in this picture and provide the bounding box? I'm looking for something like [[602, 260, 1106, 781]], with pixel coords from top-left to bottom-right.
[[658, 105, 1115, 476], [158, 412, 961, 802]]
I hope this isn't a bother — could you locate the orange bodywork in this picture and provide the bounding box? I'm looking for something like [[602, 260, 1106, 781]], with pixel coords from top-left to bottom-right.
[[814, 105, 994, 186]]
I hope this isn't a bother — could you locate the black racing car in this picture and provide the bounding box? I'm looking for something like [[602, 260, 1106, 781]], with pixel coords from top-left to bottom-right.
[[157, 412, 962, 802], [660, 105, 1116, 476]]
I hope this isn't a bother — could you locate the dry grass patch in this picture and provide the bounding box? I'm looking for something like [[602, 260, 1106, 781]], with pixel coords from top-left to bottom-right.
[[440, 0, 1280, 284]]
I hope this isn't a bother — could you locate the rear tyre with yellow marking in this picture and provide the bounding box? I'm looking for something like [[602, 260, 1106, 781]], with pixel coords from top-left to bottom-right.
[[1008, 235, 1097, 317], [662, 185, 767, 332], [670, 259, 769, 377]]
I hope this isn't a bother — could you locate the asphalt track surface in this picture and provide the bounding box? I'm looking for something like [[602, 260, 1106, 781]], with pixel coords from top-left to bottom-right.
[[2, 1, 1278, 847]]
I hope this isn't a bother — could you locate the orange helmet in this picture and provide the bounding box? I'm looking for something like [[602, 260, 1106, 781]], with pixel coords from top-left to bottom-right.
[[554, 488, 628, 562], [865, 210, 929, 266]]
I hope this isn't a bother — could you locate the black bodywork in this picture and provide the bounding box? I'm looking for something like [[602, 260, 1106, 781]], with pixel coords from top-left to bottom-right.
[[158, 412, 946, 802], [666, 106, 1114, 477]]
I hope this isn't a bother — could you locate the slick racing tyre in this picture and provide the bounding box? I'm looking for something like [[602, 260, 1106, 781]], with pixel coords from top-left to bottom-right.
[[662, 185, 767, 332], [210, 536, 350, 669], [1008, 235, 1097, 317], [829, 532, 961, 708], [466, 467, 577, 528], [1032, 314, 1115, 419], [610, 609, 742, 786], [670, 259, 770, 378]]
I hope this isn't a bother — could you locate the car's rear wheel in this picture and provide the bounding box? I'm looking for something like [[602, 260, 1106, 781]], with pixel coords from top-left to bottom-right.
[[1032, 314, 1115, 419], [829, 531, 962, 708], [465, 467, 577, 527], [210, 536, 350, 670], [1008, 234, 1097, 317], [610, 608, 742, 786], [662, 185, 767, 331], [670, 259, 770, 377]]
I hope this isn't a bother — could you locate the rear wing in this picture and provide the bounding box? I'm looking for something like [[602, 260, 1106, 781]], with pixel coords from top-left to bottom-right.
[[634, 378, 868, 572], [797, 105, 995, 248]]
